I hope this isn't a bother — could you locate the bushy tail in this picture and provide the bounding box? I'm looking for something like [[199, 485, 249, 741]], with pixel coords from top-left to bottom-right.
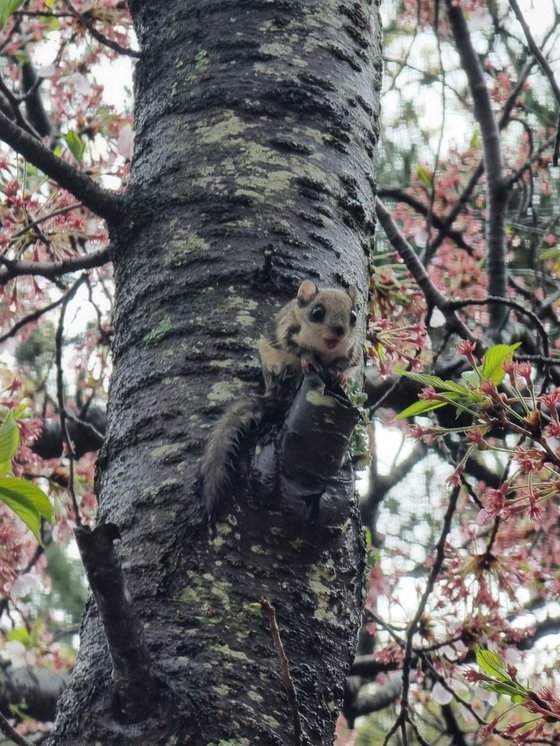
[[199, 397, 271, 519]]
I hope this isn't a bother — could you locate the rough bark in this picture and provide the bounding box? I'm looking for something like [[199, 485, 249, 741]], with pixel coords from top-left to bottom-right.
[[44, 0, 381, 743]]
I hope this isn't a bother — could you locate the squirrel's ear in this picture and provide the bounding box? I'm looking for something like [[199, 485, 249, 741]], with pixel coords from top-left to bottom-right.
[[346, 285, 358, 304], [297, 279, 319, 305]]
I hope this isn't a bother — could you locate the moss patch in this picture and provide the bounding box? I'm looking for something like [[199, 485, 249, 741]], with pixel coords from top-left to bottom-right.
[[143, 316, 172, 347]]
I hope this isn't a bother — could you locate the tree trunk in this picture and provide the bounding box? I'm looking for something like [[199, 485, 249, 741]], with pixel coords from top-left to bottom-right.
[[44, 0, 381, 743]]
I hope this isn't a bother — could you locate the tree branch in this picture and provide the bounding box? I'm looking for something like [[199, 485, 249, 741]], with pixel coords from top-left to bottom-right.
[[505, 135, 555, 191], [441, 703, 469, 746], [0, 245, 111, 286], [0, 666, 69, 724], [32, 408, 106, 461], [508, 0, 560, 113], [383, 486, 462, 745], [0, 712, 33, 746], [351, 674, 402, 718], [446, 0, 509, 338], [0, 111, 122, 223], [74, 524, 158, 722], [377, 187, 476, 255], [61, 0, 140, 58], [0, 75, 41, 140], [55, 276, 88, 526], [0, 292, 69, 343], [447, 295, 550, 357], [401, 486, 461, 722], [425, 58, 535, 264], [350, 656, 402, 678], [375, 197, 478, 348]]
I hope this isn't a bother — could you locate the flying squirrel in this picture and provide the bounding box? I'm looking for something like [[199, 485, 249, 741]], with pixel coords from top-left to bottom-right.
[[199, 279, 361, 518]]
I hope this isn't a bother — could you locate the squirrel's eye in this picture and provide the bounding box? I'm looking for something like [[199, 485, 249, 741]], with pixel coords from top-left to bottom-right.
[[310, 304, 325, 323], [350, 310, 357, 326]]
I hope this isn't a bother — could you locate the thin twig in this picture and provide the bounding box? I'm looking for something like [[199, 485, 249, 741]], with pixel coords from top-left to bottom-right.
[[508, 0, 560, 111], [423, 6, 447, 266], [368, 375, 405, 416], [375, 197, 478, 347], [384, 485, 461, 746], [65, 410, 105, 445], [55, 275, 89, 527], [260, 597, 303, 746], [0, 292, 69, 343], [0, 76, 41, 139], [10, 202, 82, 240], [447, 295, 550, 357], [0, 110, 122, 223], [426, 57, 536, 261], [377, 188, 475, 255], [0, 245, 111, 285], [427, 161, 484, 262], [515, 354, 560, 367], [61, 0, 140, 58], [0, 711, 34, 746], [505, 136, 556, 190]]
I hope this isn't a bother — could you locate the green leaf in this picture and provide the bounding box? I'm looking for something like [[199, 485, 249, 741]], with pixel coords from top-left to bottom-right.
[[9, 703, 33, 723], [396, 370, 448, 387], [6, 627, 30, 645], [395, 369, 481, 420], [0, 410, 19, 471], [416, 163, 433, 188], [470, 128, 481, 149], [0, 477, 53, 542], [481, 681, 524, 698], [0, 493, 40, 540], [1, 478, 53, 520], [480, 343, 522, 385], [395, 398, 449, 420], [0, 0, 24, 30], [12, 402, 29, 419], [397, 369, 471, 395], [64, 130, 85, 163], [461, 370, 480, 388], [475, 647, 507, 681]]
